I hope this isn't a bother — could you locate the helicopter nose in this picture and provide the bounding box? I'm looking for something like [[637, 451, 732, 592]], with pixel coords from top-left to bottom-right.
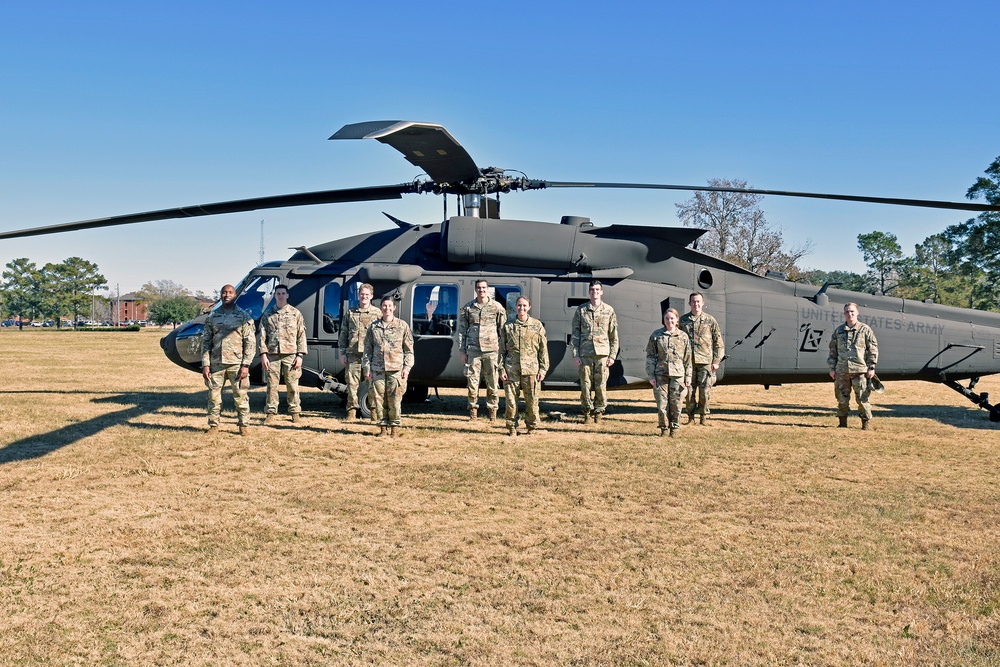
[[160, 324, 203, 372], [160, 328, 186, 369]]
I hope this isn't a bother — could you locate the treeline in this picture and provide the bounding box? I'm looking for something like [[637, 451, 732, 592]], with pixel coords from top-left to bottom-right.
[[0, 257, 107, 327], [135, 280, 209, 327], [0, 261, 209, 328]]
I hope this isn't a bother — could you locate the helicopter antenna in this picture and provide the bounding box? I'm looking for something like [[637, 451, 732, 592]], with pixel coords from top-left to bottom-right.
[[259, 220, 265, 264]]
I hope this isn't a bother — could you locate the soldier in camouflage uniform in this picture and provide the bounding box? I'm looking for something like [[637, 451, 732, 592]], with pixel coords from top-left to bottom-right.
[[828, 302, 879, 430], [571, 280, 619, 424], [646, 308, 693, 437], [680, 292, 725, 425], [339, 283, 380, 421], [363, 297, 414, 437], [259, 284, 307, 425], [498, 297, 549, 436], [458, 279, 506, 422], [201, 284, 256, 436]]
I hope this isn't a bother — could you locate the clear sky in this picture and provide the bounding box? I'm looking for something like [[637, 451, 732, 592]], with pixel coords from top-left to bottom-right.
[[2, 1, 998, 298]]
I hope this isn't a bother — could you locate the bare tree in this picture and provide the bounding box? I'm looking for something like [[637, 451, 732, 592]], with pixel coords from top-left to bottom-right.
[[676, 178, 813, 275]]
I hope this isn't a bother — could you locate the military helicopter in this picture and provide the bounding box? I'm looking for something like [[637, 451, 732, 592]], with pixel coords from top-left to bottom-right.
[[3, 120, 1000, 421]]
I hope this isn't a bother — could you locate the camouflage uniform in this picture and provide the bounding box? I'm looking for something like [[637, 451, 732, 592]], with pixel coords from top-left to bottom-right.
[[571, 301, 619, 416], [458, 297, 506, 413], [339, 304, 381, 415], [362, 318, 414, 427], [201, 306, 256, 427], [646, 327, 693, 432], [828, 321, 879, 421], [259, 302, 307, 416], [679, 311, 724, 418], [499, 316, 549, 432]]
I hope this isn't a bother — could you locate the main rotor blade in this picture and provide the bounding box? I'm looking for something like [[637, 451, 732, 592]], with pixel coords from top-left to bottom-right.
[[0, 184, 412, 240], [331, 121, 482, 186], [539, 181, 1000, 213]]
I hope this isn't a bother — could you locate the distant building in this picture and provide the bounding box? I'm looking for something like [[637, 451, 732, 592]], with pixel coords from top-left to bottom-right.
[[111, 292, 149, 324]]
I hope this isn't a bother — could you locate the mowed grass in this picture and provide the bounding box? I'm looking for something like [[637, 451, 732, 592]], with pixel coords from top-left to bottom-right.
[[0, 329, 998, 666]]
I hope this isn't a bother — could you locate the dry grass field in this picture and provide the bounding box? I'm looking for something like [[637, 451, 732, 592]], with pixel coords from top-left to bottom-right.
[[1, 328, 998, 666]]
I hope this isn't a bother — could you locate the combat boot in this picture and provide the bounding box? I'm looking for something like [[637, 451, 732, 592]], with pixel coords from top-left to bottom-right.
[[291, 413, 302, 424], [262, 413, 276, 426], [507, 425, 517, 436], [669, 423, 679, 438], [581, 413, 591, 425], [376, 426, 388, 437], [838, 416, 848, 428], [239, 425, 249, 437], [389, 426, 398, 438], [699, 414, 707, 426], [861, 419, 871, 431], [659, 427, 668, 438], [207, 425, 218, 434], [468, 408, 478, 422], [592, 412, 602, 424], [685, 413, 695, 425], [488, 408, 497, 423]]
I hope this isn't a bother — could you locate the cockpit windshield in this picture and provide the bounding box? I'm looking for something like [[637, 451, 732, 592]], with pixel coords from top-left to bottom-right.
[[214, 275, 278, 320]]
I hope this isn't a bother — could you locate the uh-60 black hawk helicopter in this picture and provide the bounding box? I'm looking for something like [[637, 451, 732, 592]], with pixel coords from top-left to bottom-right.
[[4, 120, 1000, 422]]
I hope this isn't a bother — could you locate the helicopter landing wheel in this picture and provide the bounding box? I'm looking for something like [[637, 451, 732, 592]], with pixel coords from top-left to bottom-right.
[[356, 383, 373, 420]]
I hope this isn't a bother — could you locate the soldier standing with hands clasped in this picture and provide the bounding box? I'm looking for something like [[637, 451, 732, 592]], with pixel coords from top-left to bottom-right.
[[646, 308, 692, 437], [571, 280, 619, 424], [458, 279, 505, 422], [201, 284, 256, 436], [339, 283, 380, 421], [259, 284, 307, 425], [499, 296, 549, 436], [828, 302, 879, 430], [363, 296, 414, 437], [680, 292, 725, 425]]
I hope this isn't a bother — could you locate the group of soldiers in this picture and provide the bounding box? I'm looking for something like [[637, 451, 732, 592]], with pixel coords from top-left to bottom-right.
[[201, 279, 879, 437]]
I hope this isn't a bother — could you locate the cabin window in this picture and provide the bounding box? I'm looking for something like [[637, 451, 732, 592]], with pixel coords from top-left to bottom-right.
[[698, 269, 714, 290], [234, 276, 278, 321], [322, 282, 342, 334], [492, 285, 522, 320], [412, 283, 459, 336]]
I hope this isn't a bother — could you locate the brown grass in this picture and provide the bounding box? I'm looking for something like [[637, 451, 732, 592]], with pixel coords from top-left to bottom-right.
[[1, 328, 998, 666]]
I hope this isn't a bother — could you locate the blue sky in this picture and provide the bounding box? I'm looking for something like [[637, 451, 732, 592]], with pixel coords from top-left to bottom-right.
[[2, 1, 998, 298]]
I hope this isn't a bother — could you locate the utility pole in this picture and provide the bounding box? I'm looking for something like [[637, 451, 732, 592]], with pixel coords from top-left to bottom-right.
[[259, 220, 265, 265]]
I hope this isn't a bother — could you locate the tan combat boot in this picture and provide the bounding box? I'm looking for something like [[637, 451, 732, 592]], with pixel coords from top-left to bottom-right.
[[263, 414, 275, 425], [207, 425, 218, 434], [239, 425, 249, 437], [376, 426, 387, 437], [291, 413, 302, 424], [488, 408, 497, 423], [699, 414, 707, 426], [685, 413, 695, 425], [507, 425, 517, 436], [469, 408, 478, 422], [389, 426, 397, 437], [861, 419, 871, 431], [838, 416, 848, 428], [581, 413, 591, 425], [592, 412, 602, 424]]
